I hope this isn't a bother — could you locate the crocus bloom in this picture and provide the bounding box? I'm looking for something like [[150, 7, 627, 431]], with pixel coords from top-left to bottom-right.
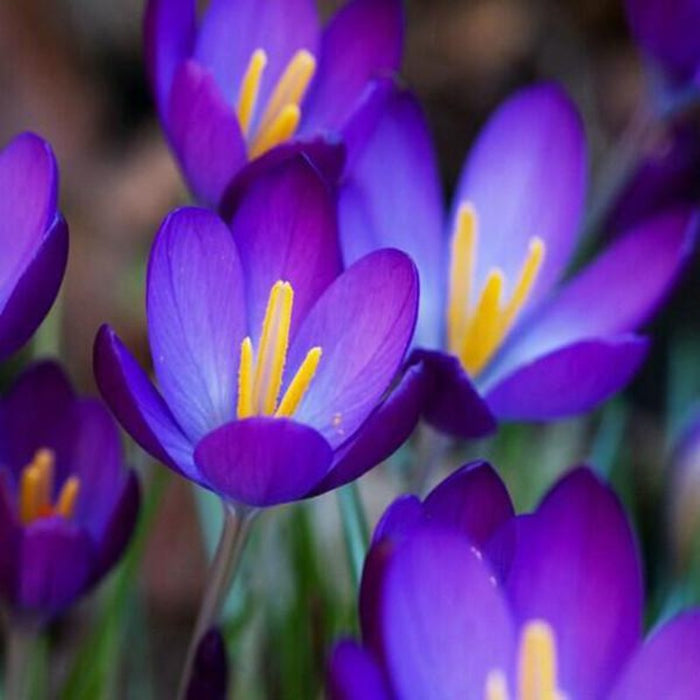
[[94, 156, 422, 507], [145, 0, 403, 207], [625, 0, 700, 88], [0, 362, 139, 621], [341, 83, 695, 437], [329, 462, 700, 699], [0, 133, 68, 360]]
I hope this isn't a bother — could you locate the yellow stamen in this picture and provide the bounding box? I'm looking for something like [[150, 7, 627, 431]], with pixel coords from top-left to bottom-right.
[[19, 464, 42, 525], [447, 204, 476, 353], [238, 281, 322, 419], [461, 269, 504, 376], [445, 201, 547, 378], [237, 337, 254, 419], [55, 476, 80, 519], [518, 620, 559, 700], [18, 449, 80, 524], [236, 49, 268, 136], [275, 347, 323, 417], [33, 448, 54, 515], [249, 104, 301, 159], [485, 671, 510, 700], [251, 281, 294, 415], [255, 49, 316, 141], [501, 237, 545, 332]]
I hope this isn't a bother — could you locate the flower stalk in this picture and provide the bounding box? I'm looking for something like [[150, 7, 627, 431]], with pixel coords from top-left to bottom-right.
[[337, 483, 370, 589], [4, 620, 36, 700], [177, 501, 256, 700]]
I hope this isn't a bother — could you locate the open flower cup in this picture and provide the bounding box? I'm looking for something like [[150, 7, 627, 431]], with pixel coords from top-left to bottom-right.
[[0, 363, 139, 622], [145, 0, 403, 207], [329, 463, 700, 699], [0, 133, 68, 360], [95, 156, 422, 509], [340, 83, 696, 437]]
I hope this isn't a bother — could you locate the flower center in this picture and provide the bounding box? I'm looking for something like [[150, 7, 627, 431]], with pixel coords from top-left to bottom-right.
[[484, 620, 567, 700], [235, 48, 317, 159], [446, 203, 545, 377], [236, 280, 322, 419], [18, 448, 80, 525]]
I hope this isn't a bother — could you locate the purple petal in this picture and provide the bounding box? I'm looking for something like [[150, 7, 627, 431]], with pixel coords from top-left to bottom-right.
[[625, 0, 700, 81], [144, 0, 196, 113], [310, 363, 425, 495], [609, 612, 700, 700], [488, 207, 695, 379], [194, 0, 319, 108], [289, 249, 418, 448], [91, 471, 140, 585], [301, 0, 403, 135], [423, 461, 515, 549], [505, 468, 643, 698], [371, 494, 425, 546], [167, 61, 247, 207], [378, 528, 515, 698], [327, 641, 390, 700], [0, 215, 67, 360], [194, 417, 332, 507], [147, 207, 246, 442], [452, 84, 586, 308], [228, 156, 342, 343], [410, 348, 496, 438], [0, 133, 58, 291], [94, 325, 200, 484], [339, 90, 445, 347], [69, 399, 125, 532], [0, 361, 76, 483], [485, 336, 649, 421], [18, 518, 94, 618], [219, 138, 346, 221]]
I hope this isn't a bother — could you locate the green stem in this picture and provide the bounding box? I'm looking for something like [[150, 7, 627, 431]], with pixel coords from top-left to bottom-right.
[[176, 502, 255, 700], [337, 483, 370, 589], [4, 622, 36, 700]]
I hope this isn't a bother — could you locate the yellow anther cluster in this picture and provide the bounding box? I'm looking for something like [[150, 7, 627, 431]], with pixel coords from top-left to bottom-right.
[[19, 448, 81, 525], [484, 620, 567, 700], [237, 281, 322, 419], [236, 48, 317, 159], [447, 203, 545, 377]]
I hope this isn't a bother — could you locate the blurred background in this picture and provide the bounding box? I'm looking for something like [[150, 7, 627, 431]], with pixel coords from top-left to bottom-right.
[[2, 0, 700, 697]]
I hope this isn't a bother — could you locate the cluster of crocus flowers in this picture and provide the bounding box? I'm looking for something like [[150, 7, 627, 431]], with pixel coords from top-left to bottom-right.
[[0, 362, 139, 620], [329, 462, 700, 699], [95, 156, 422, 508], [0, 133, 68, 360], [145, 0, 403, 207], [340, 83, 695, 437]]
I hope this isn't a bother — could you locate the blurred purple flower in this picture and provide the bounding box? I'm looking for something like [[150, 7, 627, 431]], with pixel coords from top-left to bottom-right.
[[625, 0, 700, 87], [186, 628, 229, 700], [145, 0, 403, 207], [0, 362, 139, 621], [0, 133, 68, 360], [329, 463, 700, 699], [94, 156, 422, 508], [341, 83, 696, 437]]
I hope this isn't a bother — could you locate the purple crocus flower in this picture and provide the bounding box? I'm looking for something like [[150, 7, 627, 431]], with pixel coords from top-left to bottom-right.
[[145, 0, 403, 207], [341, 83, 695, 437], [94, 156, 422, 507], [0, 362, 139, 621], [329, 462, 700, 699], [0, 133, 68, 360], [625, 0, 700, 87]]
